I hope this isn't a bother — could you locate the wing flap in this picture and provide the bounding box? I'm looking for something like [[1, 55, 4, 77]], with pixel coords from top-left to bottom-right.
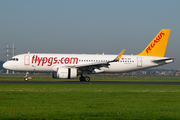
[[75, 62, 109, 70]]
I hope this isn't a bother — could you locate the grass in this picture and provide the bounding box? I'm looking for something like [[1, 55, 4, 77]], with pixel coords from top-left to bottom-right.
[[0, 84, 180, 119]]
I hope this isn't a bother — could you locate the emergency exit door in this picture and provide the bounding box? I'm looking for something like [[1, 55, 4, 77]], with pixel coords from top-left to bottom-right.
[[137, 57, 142, 67]]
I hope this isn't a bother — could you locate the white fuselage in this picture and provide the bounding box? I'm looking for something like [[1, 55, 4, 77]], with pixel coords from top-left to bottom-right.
[[3, 53, 173, 73]]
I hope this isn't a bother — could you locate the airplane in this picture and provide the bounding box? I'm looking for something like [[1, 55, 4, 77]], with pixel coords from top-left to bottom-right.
[[3, 29, 174, 82]]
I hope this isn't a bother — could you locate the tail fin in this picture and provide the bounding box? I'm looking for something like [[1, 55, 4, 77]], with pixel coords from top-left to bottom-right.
[[137, 29, 171, 57]]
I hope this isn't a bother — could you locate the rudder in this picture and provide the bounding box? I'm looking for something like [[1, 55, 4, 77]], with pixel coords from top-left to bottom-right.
[[137, 29, 171, 57]]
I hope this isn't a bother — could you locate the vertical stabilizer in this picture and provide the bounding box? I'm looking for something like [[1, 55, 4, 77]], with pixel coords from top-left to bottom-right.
[[137, 29, 171, 57]]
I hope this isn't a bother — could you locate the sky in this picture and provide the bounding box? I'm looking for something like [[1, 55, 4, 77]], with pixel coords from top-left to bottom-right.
[[0, 0, 180, 70]]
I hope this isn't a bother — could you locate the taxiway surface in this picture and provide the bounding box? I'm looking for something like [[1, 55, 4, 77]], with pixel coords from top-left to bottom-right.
[[0, 81, 180, 85]]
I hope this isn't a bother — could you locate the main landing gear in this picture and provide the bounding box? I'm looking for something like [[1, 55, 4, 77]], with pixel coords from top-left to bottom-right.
[[24, 72, 29, 81], [79, 75, 90, 82]]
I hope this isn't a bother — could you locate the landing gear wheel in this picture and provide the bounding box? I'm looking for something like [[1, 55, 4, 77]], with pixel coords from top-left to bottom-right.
[[85, 76, 90, 82], [79, 76, 90, 82], [80, 76, 85, 81], [24, 77, 28, 81]]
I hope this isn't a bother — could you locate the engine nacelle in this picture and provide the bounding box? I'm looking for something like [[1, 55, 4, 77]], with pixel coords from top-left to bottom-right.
[[52, 68, 77, 79]]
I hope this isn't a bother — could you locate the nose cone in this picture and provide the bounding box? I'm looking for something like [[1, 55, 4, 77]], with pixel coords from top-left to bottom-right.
[[3, 62, 9, 70]]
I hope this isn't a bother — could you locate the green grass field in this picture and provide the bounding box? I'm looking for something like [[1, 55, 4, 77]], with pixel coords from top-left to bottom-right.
[[0, 77, 180, 119]]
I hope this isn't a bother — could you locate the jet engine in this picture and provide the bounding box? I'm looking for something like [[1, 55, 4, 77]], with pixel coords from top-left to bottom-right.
[[52, 67, 77, 79]]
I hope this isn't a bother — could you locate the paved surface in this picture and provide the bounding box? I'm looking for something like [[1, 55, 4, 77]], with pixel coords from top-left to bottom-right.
[[0, 81, 180, 85]]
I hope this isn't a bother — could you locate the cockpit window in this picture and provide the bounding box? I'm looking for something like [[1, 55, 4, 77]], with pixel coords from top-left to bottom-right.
[[11, 58, 18, 61]]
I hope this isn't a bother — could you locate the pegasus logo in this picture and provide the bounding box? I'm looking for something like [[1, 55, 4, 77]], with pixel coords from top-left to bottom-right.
[[146, 31, 165, 54]]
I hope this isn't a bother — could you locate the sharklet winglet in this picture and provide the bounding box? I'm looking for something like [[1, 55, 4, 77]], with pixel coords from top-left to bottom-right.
[[111, 49, 125, 62]]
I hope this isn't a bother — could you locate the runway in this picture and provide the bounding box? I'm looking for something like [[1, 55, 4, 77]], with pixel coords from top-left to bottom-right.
[[0, 81, 180, 85]]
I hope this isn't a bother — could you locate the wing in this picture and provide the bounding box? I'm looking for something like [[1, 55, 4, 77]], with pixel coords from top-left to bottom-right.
[[75, 49, 125, 74]]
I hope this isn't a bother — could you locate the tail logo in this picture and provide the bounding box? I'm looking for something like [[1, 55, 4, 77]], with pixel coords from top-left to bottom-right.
[[146, 31, 165, 54]]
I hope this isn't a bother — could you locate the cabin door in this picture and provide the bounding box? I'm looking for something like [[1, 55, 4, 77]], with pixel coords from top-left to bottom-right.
[[24, 55, 30, 65]]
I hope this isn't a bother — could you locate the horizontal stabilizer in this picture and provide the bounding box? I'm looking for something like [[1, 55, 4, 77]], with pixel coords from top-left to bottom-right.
[[152, 58, 174, 64]]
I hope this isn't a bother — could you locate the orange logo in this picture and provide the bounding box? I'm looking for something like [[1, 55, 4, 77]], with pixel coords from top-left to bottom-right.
[[146, 31, 165, 53]]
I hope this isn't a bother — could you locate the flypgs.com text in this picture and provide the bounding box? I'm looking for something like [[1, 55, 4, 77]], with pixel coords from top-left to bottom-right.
[[31, 55, 78, 66], [146, 31, 165, 53]]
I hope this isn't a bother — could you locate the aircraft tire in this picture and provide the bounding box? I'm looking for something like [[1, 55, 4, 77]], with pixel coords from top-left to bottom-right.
[[79, 76, 84, 81], [24, 77, 28, 81], [85, 76, 90, 82]]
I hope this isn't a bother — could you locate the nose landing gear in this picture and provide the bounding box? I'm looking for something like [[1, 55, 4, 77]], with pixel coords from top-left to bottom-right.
[[24, 72, 29, 81]]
